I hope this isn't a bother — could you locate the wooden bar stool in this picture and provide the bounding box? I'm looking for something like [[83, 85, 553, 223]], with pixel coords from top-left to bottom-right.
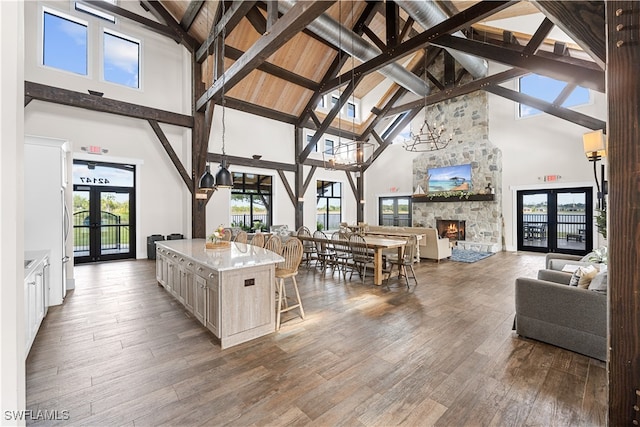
[[275, 238, 304, 330]]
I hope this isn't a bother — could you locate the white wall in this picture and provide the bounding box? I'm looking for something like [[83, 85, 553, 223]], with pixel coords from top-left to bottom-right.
[[488, 63, 608, 250], [1, 0, 26, 422], [23, 0, 192, 258]]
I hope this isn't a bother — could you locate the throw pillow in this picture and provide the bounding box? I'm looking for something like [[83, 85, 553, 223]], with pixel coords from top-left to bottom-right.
[[580, 252, 594, 263], [588, 270, 608, 294], [569, 265, 598, 288]]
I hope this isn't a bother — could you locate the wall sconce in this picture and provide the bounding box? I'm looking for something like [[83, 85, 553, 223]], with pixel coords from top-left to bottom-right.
[[583, 130, 608, 210]]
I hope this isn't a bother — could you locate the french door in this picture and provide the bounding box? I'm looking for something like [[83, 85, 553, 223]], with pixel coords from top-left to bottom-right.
[[517, 187, 592, 255], [379, 196, 412, 226], [72, 161, 136, 263]]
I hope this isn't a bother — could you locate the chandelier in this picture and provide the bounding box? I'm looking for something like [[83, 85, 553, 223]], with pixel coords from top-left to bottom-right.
[[403, 119, 453, 152], [403, 49, 453, 153], [325, 139, 374, 169]]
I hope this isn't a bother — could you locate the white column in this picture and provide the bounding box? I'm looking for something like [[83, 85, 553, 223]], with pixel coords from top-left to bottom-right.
[[0, 1, 26, 424]]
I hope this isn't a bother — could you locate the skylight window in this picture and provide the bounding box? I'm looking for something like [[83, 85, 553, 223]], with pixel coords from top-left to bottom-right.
[[43, 10, 88, 75], [75, 0, 116, 23], [518, 74, 590, 117]]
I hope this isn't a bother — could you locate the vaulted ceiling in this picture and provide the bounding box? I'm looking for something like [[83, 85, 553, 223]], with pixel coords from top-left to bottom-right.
[[80, 0, 605, 163]]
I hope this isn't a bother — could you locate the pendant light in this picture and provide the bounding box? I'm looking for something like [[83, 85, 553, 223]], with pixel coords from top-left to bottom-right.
[[197, 1, 233, 191], [214, 0, 232, 189]]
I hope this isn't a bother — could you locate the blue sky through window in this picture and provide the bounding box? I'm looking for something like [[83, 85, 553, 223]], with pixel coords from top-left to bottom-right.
[[519, 74, 589, 117], [43, 11, 87, 75], [104, 31, 139, 88]]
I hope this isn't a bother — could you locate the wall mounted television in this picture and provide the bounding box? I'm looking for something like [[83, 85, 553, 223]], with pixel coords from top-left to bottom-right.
[[427, 164, 472, 192]]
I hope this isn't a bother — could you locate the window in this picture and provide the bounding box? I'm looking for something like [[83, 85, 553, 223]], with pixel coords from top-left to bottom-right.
[[324, 139, 335, 155], [231, 173, 272, 231], [381, 112, 410, 144], [75, 0, 116, 23], [518, 74, 590, 117], [317, 181, 341, 231], [43, 10, 88, 75], [306, 134, 318, 152], [103, 30, 140, 88], [346, 102, 356, 119], [331, 95, 339, 108], [318, 96, 325, 109]]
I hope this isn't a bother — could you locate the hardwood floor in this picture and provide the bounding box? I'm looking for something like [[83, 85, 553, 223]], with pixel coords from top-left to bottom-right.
[[26, 251, 607, 426]]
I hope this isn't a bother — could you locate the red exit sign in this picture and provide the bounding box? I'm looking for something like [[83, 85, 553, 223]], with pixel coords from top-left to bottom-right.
[[544, 175, 561, 182]]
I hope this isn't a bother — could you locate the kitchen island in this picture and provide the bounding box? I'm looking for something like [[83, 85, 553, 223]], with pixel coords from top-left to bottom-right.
[[156, 239, 284, 349]]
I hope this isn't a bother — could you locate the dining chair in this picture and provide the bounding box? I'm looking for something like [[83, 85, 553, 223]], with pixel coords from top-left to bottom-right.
[[331, 231, 353, 279], [250, 233, 265, 248], [222, 228, 232, 241], [313, 230, 336, 275], [385, 235, 418, 290], [234, 230, 248, 244], [348, 234, 374, 283], [275, 238, 304, 330], [296, 226, 316, 267], [264, 234, 282, 254]]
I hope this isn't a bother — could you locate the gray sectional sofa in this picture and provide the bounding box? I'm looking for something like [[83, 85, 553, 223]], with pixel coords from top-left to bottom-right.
[[514, 253, 607, 361]]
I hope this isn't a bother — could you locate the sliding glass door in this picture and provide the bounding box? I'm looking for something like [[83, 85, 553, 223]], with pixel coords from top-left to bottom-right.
[[517, 188, 592, 255]]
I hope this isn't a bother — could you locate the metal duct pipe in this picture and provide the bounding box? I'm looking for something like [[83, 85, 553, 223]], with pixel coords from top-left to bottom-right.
[[278, 0, 429, 96], [394, 0, 488, 78]]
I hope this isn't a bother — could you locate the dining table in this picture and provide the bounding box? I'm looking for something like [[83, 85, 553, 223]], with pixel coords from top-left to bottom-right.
[[296, 234, 407, 286]]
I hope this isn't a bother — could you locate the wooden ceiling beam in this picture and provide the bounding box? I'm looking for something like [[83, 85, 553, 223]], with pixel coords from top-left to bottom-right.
[[224, 45, 319, 91], [533, 0, 606, 69], [523, 17, 555, 54], [299, 75, 364, 163], [385, 67, 528, 116], [484, 84, 606, 130], [430, 34, 605, 92], [180, 0, 205, 31], [321, 0, 516, 94], [83, 0, 188, 46], [196, 1, 335, 112], [142, 0, 199, 50], [296, 1, 380, 128], [195, 1, 258, 63], [386, 0, 399, 48], [148, 119, 194, 193], [206, 153, 297, 172], [25, 81, 193, 128]]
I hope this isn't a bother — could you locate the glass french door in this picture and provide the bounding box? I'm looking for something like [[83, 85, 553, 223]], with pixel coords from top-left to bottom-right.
[[517, 187, 592, 255], [72, 161, 136, 263], [379, 196, 412, 226]]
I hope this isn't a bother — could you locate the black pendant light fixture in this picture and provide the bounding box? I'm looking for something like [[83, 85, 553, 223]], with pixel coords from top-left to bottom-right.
[[197, 1, 232, 191], [198, 163, 216, 190]]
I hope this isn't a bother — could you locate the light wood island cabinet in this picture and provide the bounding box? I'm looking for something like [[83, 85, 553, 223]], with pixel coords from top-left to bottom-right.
[[156, 239, 283, 349]]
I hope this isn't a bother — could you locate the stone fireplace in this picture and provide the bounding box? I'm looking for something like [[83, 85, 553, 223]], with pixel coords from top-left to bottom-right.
[[411, 90, 503, 252], [437, 219, 466, 241]]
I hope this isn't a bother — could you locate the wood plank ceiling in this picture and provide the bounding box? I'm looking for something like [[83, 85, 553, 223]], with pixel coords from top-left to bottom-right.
[[156, 0, 604, 141]]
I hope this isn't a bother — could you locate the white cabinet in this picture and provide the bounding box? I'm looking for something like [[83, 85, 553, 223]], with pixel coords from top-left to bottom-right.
[[24, 254, 49, 358]]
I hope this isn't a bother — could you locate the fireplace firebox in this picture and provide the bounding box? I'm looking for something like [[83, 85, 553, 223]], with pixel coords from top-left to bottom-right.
[[436, 219, 466, 241]]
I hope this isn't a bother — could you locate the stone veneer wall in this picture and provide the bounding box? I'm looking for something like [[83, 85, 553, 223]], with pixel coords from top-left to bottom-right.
[[412, 91, 503, 251]]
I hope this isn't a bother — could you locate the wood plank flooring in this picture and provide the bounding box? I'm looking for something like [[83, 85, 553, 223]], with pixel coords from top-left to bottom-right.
[[26, 251, 607, 426]]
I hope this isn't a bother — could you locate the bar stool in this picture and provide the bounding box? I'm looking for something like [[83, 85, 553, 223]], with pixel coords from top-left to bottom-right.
[[275, 238, 304, 330], [250, 233, 265, 248], [264, 234, 282, 254], [234, 230, 248, 243]]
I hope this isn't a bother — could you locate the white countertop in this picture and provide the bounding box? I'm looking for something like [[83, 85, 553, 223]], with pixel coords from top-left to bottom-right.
[[157, 239, 284, 271], [24, 250, 49, 278]]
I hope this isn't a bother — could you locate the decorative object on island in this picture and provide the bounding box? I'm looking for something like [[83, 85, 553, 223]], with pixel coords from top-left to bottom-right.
[[198, 1, 233, 192], [206, 224, 230, 249], [403, 51, 452, 153], [583, 129, 607, 210]]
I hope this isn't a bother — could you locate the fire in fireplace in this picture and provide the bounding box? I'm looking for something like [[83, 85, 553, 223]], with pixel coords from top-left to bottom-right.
[[436, 219, 466, 241]]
